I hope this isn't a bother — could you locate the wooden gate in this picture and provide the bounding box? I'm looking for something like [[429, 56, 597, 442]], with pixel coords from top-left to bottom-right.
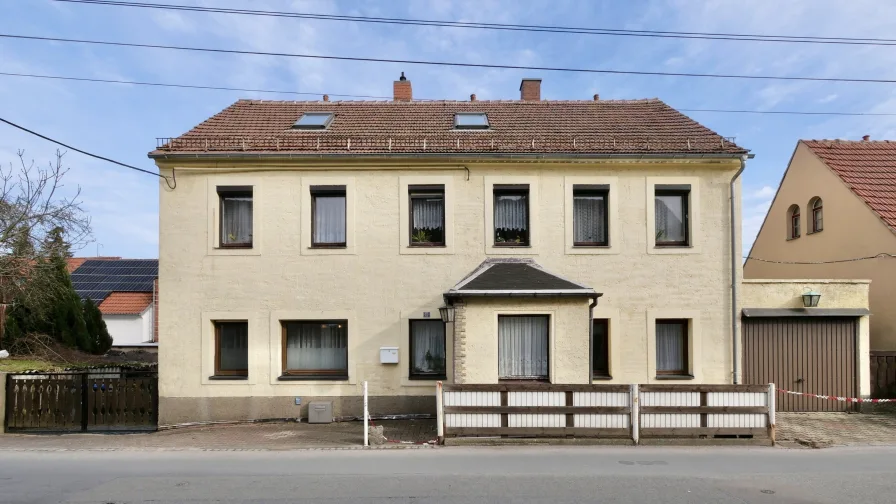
[[4, 371, 158, 432], [743, 317, 856, 412]]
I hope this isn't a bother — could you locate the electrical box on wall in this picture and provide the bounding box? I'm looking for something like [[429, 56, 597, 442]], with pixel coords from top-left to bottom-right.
[[380, 346, 399, 364]]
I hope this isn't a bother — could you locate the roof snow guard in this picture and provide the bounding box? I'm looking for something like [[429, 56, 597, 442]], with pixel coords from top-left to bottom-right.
[[444, 258, 601, 299]]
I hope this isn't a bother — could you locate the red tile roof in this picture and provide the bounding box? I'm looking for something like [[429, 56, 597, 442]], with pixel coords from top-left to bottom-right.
[[803, 139, 896, 230], [98, 292, 153, 315], [151, 99, 747, 156]]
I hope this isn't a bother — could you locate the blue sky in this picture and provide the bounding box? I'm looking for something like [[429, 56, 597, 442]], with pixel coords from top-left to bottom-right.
[[3, 0, 896, 259]]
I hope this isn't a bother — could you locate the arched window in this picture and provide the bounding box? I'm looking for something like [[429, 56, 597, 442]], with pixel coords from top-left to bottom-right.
[[788, 204, 800, 239], [810, 197, 823, 233]]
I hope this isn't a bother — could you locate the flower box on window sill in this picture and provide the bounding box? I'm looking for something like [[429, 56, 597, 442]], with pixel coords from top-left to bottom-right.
[[309, 244, 347, 249], [277, 375, 349, 381], [408, 375, 447, 381], [209, 375, 248, 381], [654, 374, 695, 380]]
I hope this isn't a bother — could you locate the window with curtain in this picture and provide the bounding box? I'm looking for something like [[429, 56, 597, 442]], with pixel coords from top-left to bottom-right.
[[311, 186, 346, 247], [810, 197, 823, 233], [788, 204, 801, 239], [498, 315, 549, 379], [409, 320, 446, 379], [218, 187, 253, 247], [573, 186, 609, 246], [494, 185, 530, 246], [654, 187, 689, 246], [281, 321, 348, 378], [214, 321, 248, 377], [592, 319, 610, 378], [409, 185, 445, 246], [656, 319, 688, 376]]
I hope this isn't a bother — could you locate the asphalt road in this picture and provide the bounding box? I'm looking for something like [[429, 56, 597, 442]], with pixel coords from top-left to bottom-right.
[[2, 446, 895, 503]]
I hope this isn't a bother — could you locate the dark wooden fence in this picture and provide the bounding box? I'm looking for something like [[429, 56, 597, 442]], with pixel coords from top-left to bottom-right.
[[871, 352, 896, 399], [4, 371, 158, 432]]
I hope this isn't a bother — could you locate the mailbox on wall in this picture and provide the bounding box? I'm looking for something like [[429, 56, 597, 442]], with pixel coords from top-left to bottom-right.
[[380, 346, 399, 364]]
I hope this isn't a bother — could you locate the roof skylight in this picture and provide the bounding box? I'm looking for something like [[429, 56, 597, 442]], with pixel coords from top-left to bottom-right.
[[454, 113, 489, 130], [293, 112, 334, 130]]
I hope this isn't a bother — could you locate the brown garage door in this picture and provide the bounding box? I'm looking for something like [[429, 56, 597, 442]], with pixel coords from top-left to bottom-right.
[[743, 317, 856, 412]]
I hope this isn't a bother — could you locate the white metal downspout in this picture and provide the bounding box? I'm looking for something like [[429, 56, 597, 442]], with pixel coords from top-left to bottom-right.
[[731, 156, 747, 384]]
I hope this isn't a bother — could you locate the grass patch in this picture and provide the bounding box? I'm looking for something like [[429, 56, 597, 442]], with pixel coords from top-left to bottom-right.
[[0, 358, 69, 373]]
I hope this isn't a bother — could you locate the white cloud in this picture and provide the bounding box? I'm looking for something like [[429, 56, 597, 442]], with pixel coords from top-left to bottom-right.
[[745, 185, 775, 201], [818, 94, 838, 104]]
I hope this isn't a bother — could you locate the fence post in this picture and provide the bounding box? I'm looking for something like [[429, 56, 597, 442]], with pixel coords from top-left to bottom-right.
[[436, 381, 444, 444], [0, 372, 7, 434], [630, 383, 639, 445], [363, 381, 369, 447], [80, 373, 89, 431], [767, 382, 776, 444]]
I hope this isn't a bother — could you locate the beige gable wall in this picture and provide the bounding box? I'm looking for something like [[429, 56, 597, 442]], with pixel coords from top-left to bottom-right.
[[744, 142, 896, 350], [157, 159, 741, 424]]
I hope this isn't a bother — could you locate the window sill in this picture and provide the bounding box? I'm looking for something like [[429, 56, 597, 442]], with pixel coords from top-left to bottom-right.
[[654, 374, 695, 380], [654, 244, 691, 249], [278, 375, 349, 381], [806, 230, 822, 235], [493, 244, 532, 248], [216, 245, 253, 250], [209, 375, 248, 381], [786, 236, 800, 241], [499, 378, 550, 383], [408, 375, 447, 381], [574, 244, 610, 248], [408, 244, 446, 248], [310, 245, 347, 249], [592, 375, 613, 381]]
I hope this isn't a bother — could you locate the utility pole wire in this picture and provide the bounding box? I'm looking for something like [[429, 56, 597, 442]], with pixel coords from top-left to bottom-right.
[[0, 117, 175, 189], [3, 33, 896, 84], [2, 70, 895, 116], [53, 0, 896, 47]]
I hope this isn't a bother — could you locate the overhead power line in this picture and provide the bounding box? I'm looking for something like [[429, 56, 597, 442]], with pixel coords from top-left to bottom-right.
[[3, 33, 896, 85], [53, 0, 896, 48], [0, 116, 175, 189], [744, 253, 896, 264], [3, 70, 896, 117], [0, 71, 391, 99]]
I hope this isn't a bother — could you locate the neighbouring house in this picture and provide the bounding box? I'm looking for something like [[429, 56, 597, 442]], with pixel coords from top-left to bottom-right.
[[69, 258, 159, 350], [745, 138, 895, 400], [148, 75, 868, 426]]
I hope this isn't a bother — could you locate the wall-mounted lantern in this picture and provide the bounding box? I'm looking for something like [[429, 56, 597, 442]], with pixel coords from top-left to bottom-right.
[[439, 305, 456, 323], [802, 290, 821, 308]]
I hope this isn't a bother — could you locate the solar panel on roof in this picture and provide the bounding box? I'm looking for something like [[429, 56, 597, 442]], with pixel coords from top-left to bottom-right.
[[70, 259, 158, 302]]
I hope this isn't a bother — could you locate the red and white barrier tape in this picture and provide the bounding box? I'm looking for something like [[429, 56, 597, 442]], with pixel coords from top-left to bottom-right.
[[777, 388, 894, 403]]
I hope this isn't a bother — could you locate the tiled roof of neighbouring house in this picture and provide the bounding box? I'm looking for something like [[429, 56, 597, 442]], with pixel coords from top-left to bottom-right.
[[803, 139, 896, 231], [150, 99, 748, 156], [98, 292, 153, 315], [446, 258, 598, 297], [69, 258, 159, 303]]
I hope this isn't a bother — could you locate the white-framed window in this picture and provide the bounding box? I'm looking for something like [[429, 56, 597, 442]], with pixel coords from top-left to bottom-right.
[[498, 315, 549, 380]]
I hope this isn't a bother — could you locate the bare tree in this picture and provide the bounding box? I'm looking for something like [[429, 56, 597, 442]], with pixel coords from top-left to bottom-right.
[[0, 149, 91, 305]]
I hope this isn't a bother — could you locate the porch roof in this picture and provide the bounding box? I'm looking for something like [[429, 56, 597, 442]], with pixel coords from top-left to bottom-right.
[[444, 258, 600, 299]]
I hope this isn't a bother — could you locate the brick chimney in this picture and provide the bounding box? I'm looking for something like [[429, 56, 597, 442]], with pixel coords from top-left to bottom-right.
[[520, 78, 542, 101], [393, 72, 412, 102]]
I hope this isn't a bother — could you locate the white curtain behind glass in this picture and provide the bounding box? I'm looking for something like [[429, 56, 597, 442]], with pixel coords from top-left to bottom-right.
[[573, 194, 606, 243], [285, 323, 347, 371], [313, 195, 346, 244], [494, 194, 528, 230], [221, 196, 253, 245], [655, 195, 686, 242], [411, 320, 445, 373], [219, 323, 248, 370], [499, 316, 548, 378], [412, 197, 444, 230], [656, 322, 686, 372]]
